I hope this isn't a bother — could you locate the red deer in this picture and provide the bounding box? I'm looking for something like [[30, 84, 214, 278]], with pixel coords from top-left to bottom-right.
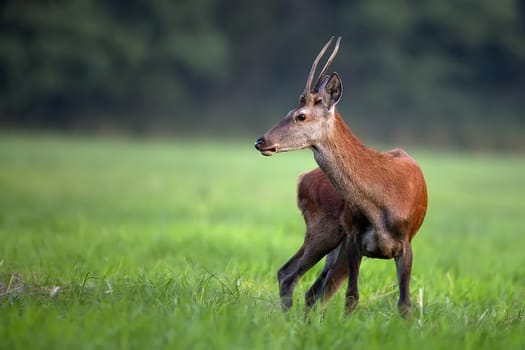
[[255, 37, 428, 317]]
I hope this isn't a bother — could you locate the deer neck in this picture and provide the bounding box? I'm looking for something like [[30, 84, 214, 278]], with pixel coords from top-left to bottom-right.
[[312, 111, 384, 208]]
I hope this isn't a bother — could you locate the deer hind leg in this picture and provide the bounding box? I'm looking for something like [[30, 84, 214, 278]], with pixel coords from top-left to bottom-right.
[[395, 242, 413, 318], [279, 221, 344, 311], [277, 246, 307, 311], [277, 246, 305, 286], [304, 236, 348, 310]]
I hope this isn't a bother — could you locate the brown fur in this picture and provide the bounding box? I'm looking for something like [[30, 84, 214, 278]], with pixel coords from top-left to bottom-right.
[[277, 168, 350, 310], [256, 37, 428, 317], [270, 113, 428, 316]]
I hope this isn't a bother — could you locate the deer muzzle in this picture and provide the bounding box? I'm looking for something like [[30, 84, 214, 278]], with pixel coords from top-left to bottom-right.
[[254, 136, 278, 156]]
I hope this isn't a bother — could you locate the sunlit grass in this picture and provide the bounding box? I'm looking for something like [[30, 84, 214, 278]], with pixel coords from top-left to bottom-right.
[[1, 134, 524, 349]]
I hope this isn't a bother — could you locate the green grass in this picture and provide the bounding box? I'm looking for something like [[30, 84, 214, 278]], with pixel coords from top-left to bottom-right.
[[1, 134, 524, 349]]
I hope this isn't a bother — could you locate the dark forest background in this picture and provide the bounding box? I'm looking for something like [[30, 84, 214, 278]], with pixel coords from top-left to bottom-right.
[[1, 0, 524, 149]]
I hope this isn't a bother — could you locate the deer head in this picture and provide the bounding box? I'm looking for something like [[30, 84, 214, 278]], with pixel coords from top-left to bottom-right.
[[255, 36, 343, 156]]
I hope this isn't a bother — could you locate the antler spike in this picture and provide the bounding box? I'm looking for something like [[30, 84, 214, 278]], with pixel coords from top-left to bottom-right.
[[304, 36, 334, 95], [314, 36, 341, 92]]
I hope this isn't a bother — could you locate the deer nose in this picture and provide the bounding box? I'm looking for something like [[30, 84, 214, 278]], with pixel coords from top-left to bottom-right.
[[254, 137, 265, 151]]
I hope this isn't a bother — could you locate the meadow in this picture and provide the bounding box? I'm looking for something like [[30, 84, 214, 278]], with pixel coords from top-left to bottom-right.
[[0, 134, 524, 349]]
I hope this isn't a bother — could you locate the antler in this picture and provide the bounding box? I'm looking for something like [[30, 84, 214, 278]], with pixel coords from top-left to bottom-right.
[[304, 37, 334, 95], [314, 36, 341, 92], [304, 36, 342, 95]]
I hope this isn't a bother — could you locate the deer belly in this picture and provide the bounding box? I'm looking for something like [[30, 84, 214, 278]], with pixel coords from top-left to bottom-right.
[[360, 227, 402, 259]]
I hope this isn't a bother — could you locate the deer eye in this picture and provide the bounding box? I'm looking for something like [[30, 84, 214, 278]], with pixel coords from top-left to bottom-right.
[[314, 98, 323, 105], [296, 113, 306, 122]]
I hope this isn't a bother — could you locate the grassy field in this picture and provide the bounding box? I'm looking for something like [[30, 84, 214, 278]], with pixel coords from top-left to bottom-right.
[[1, 134, 524, 349]]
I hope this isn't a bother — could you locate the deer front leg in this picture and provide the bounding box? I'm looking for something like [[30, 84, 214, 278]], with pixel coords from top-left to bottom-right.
[[345, 239, 362, 315], [395, 242, 413, 318], [305, 237, 348, 309]]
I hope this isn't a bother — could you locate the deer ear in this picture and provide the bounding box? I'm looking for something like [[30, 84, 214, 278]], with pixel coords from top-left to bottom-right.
[[319, 72, 343, 108]]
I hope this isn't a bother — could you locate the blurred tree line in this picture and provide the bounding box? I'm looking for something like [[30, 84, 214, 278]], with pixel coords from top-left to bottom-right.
[[1, 0, 524, 148]]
